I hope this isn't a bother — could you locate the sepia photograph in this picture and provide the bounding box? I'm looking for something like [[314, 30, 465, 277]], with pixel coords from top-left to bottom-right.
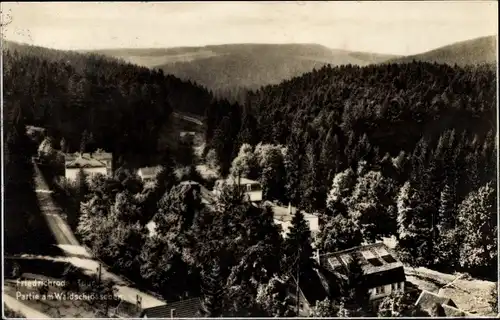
[[1, 1, 498, 318]]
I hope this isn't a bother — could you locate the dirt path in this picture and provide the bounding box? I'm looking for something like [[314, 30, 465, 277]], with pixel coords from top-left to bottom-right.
[[27, 162, 167, 309], [3, 294, 51, 319], [33, 163, 82, 247]]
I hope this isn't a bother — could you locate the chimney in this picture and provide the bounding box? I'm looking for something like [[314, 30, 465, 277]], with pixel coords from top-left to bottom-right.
[[288, 202, 292, 215], [170, 309, 176, 318]]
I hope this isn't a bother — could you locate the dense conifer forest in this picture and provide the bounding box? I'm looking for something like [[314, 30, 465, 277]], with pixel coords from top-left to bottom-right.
[[2, 40, 498, 317], [3, 43, 220, 166], [205, 61, 497, 278]]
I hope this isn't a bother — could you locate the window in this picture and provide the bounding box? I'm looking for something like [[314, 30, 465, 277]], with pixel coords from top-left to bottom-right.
[[246, 184, 252, 192], [375, 286, 385, 294]]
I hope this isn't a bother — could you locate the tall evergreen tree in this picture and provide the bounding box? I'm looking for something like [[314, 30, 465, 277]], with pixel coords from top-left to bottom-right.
[[201, 259, 226, 317], [283, 136, 302, 206], [284, 210, 314, 273]]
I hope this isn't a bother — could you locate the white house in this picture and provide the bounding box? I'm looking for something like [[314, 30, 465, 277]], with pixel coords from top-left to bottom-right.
[[65, 155, 108, 182], [65, 149, 113, 176], [137, 166, 163, 183], [213, 177, 263, 203]]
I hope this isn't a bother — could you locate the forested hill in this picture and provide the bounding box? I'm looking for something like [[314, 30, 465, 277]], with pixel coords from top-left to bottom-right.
[[94, 43, 399, 93], [388, 35, 497, 66], [3, 41, 235, 164], [205, 60, 496, 277], [207, 61, 496, 208]]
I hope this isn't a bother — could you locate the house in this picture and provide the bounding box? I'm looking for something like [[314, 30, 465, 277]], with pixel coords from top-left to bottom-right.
[[139, 297, 203, 318], [65, 149, 113, 176], [65, 154, 108, 182], [268, 202, 319, 240], [317, 242, 406, 305], [137, 166, 163, 183], [213, 177, 263, 203], [415, 290, 472, 317], [179, 131, 196, 139]]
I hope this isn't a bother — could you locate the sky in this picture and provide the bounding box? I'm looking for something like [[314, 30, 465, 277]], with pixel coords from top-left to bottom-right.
[[1, 1, 497, 55]]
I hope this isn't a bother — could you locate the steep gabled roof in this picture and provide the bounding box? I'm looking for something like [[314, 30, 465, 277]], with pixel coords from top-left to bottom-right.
[[319, 242, 405, 289], [65, 151, 112, 162], [415, 290, 458, 310], [441, 304, 473, 317], [65, 156, 106, 169], [320, 242, 404, 275], [140, 297, 202, 318]]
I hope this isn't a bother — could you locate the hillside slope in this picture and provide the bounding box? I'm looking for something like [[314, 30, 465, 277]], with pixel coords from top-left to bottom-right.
[[389, 35, 497, 66], [3, 40, 239, 167], [94, 44, 399, 91]]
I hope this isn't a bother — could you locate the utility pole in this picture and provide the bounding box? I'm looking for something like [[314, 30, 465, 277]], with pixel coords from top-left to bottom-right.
[[295, 246, 301, 315], [96, 263, 102, 284]]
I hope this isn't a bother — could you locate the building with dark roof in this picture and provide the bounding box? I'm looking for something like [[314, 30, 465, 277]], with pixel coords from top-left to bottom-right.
[[139, 297, 203, 318], [415, 290, 472, 317], [317, 242, 406, 303]]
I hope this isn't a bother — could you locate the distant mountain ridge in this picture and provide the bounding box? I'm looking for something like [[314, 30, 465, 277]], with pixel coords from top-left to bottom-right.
[[93, 43, 400, 91], [388, 35, 497, 66]]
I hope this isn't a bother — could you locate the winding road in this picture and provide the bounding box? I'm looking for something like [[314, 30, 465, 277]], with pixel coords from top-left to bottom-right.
[[4, 161, 166, 318]]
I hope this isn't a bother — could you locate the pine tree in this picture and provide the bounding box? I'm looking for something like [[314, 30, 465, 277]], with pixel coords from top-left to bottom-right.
[[301, 142, 324, 211], [438, 183, 456, 232], [284, 210, 313, 273], [344, 257, 370, 310], [319, 129, 340, 183], [283, 136, 302, 206], [202, 259, 225, 317]]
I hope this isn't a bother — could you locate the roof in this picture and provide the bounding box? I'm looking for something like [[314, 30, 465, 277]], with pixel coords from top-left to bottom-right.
[[214, 177, 263, 202], [415, 290, 458, 311], [195, 165, 218, 179], [441, 304, 473, 317], [180, 131, 196, 137], [215, 177, 261, 187], [146, 220, 157, 237], [319, 242, 405, 288], [138, 166, 163, 178], [140, 297, 202, 318], [180, 180, 200, 187], [65, 155, 107, 169], [296, 270, 329, 307], [65, 151, 112, 162], [112, 299, 143, 318]]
